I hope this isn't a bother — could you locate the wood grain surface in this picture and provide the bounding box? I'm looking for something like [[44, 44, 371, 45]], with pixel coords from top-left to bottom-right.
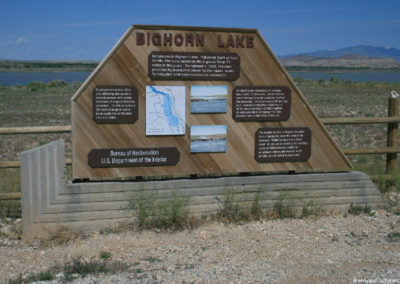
[[72, 25, 351, 180]]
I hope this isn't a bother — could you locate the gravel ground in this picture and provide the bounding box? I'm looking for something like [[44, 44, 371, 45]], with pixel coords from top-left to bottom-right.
[[1, 211, 400, 283]]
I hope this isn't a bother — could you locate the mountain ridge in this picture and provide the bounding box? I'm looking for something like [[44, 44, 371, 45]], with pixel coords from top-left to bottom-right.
[[280, 45, 400, 62], [279, 45, 400, 69]]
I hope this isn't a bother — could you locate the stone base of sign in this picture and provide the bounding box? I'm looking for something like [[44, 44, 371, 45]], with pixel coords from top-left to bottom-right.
[[21, 140, 383, 239]]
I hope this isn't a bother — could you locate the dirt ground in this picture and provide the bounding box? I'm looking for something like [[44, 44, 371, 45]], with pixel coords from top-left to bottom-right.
[[1, 211, 400, 283]]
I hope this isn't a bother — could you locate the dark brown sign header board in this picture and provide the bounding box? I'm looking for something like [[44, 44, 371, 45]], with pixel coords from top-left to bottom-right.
[[88, 147, 179, 168], [233, 86, 291, 121], [148, 51, 240, 81], [93, 86, 138, 123], [255, 127, 311, 163]]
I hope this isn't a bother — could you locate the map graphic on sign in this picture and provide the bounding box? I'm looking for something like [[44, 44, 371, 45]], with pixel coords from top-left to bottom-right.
[[146, 85, 186, 136]]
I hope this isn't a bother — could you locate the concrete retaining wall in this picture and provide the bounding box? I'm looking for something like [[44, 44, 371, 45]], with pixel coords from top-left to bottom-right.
[[21, 140, 383, 239]]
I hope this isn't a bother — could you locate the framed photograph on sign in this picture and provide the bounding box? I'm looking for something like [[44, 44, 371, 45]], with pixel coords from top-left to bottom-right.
[[191, 85, 227, 113], [190, 125, 227, 153]]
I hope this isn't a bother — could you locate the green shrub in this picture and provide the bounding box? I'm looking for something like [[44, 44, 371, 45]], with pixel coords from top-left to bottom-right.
[[9, 222, 23, 240], [129, 191, 191, 231], [100, 251, 112, 260], [250, 191, 263, 220], [301, 200, 324, 218], [375, 174, 400, 193], [61, 256, 108, 281], [129, 192, 155, 229], [7, 256, 128, 283], [348, 202, 372, 215], [215, 190, 250, 223], [26, 81, 46, 91], [8, 270, 55, 284], [36, 270, 55, 281], [383, 192, 400, 215], [386, 232, 400, 242], [216, 189, 265, 222], [47, 80, 67, 88], [273, 193, 295, 218]]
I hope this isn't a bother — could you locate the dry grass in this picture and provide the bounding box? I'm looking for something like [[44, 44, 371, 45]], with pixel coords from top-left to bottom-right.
[[37, 224, 86, 246]]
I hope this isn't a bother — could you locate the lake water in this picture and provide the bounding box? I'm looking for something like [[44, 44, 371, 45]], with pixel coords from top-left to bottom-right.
[[0, 71, 91, 86], [0, 70, 399, 86], [191, 100, 227, 113], [191, 139, 227, 153]]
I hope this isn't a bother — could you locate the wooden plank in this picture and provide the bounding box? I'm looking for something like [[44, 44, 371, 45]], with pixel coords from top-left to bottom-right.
[[343, 147, 400, 155], [0, 192, 21, 200], [0, 126, 71, 135], [63, 171, 372, 195], [0, 158, 71, 169], [321, 116, 400, 125], [50, 185, 379, 205], [386, 97, 399, 173], [0, 161, 20, 168]]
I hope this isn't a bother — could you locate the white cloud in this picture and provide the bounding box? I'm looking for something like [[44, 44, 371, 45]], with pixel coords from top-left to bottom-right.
[[0, 37, 29, 47], [14, 37, 29, 44]]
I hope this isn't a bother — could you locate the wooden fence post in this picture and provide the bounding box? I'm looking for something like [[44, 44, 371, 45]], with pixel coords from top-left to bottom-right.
[[386, 94, 399, 174]]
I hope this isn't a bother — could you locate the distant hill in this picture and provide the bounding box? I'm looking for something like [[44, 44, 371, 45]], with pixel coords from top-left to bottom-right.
[[281, 55, 400, 69], [281, 45, 400, 61], [305, 46, 400, 62], [0, 59, 99, 71], [280, 45, 400, 69]]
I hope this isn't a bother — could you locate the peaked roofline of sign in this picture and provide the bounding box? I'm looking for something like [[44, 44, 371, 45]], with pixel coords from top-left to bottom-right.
[[72, 26, 135, 102], [71, 25, 258, 102], [133, 24, 258, 33]]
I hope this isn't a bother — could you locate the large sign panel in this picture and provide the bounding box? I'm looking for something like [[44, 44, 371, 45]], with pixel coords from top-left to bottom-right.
[[71, 26, 350, 180]]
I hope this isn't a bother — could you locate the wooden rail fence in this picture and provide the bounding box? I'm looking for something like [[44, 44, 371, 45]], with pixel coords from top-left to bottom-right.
[[1, 97, 399, 201]]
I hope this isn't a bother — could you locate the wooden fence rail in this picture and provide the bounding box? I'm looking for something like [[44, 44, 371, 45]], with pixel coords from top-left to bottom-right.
[[1, 96, 399, 202], [0, 125, 71, 135]]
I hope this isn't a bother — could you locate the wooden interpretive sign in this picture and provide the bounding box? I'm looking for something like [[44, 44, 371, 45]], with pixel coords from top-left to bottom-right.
[[71, 25, 351, 180]]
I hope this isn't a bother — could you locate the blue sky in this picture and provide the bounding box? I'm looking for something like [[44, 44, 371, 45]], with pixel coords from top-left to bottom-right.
[[1, 0, 399, 60], [191, 86, 228, 99], [191, 125, 227, 136]]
